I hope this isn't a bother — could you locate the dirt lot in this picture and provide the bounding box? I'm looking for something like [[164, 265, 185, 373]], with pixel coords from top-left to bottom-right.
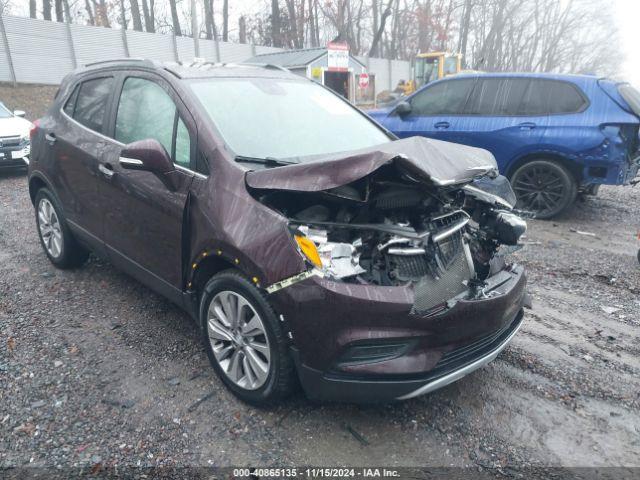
[[1, 86, 639, 476], [2, 176, 639, 475]]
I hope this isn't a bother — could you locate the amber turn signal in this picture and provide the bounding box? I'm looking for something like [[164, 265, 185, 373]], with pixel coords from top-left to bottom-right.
[[294, 235, 322, 268]]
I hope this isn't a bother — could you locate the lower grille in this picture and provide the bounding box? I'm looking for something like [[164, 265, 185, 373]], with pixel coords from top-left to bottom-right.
[[430, 311, 523, 376]]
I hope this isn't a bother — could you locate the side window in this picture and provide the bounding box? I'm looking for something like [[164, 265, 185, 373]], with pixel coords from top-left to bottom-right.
[[63, 85, 79, 117], [72, 77, 113, 133], [465, 78, 530, 115], [409, 79, 475, 116], [115, 77, 192, 168], [519, 79, 586, 115], [545, 81, 587, 114]]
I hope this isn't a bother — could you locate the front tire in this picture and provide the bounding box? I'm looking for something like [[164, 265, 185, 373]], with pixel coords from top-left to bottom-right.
[[35, 188, 89, 269], [510, 159, 577, 219], [200, 270, 296, 405]]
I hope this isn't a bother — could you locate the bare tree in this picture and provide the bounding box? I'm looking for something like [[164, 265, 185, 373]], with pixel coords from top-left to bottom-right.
[[271, 0, 282, 47], [203, 0, 216, 39], [84, 0, 95, 25], [169, 0, 181, 36], [141, 0, 155, 32], [43, 0, 52, 20], [222, 0, 228, 41], [130, 0, 143, 31], [369, 0, 393, 56], [29, 0, 37, 18], [238, 15, 247, 43]]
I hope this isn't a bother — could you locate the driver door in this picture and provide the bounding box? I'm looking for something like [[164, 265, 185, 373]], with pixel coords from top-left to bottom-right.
[[386, 77, 477, 143], [98, 73, 196, 302]]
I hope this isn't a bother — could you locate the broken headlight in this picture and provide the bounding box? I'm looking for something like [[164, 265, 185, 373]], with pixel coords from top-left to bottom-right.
[[293, 226, 365, 279]]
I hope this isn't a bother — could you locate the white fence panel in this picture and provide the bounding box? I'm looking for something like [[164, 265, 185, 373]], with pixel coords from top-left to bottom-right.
[[369, 57, 390, 94], [218, 42, 253, 63], [126, 30, 175, 62], [71, 23, 126, 65], [4, 16, 72, 84], [0, 19, 11, 82], [198, 39, 218, 61], [175, 36, 196, 62], [390, 60, 411, 89]]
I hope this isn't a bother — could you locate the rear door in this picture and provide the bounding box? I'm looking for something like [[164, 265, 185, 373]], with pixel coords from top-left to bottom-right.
[[452, 77, 546, 171], [383, 78, 476, 142], [52, 75, 115, 253], [97, 72, 196, 301]]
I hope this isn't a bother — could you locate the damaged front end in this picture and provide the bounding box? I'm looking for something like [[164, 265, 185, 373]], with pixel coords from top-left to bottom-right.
[[245, 137, 529, 402], [249, 146, 526, 317]]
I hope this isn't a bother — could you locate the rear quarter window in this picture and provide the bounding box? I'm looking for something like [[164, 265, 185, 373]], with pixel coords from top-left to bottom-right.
[[519, 79, 587, 115], [618, 84, 640, 117]]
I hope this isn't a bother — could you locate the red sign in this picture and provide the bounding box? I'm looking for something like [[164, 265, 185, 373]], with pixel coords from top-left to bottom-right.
[[358, 73, 369, 89]]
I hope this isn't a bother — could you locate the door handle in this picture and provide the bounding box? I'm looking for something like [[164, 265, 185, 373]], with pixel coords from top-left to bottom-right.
[[518, 122, 536, 130], [98, 163, 114, 179], [45, 133, 56, 144], [434, 121, 450, 129]]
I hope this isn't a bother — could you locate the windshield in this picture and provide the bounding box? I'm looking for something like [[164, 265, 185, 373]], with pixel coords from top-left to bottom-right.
[[415, 58, 439, 89], [189, 77, 390, 161], [0, 103, 12, 118]]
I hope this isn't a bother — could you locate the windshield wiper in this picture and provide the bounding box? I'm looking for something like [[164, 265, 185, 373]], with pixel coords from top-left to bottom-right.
[[235, 155, 299, 167]]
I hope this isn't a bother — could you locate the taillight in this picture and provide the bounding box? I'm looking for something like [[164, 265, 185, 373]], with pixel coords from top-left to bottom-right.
[[29, 119, 40, 141]]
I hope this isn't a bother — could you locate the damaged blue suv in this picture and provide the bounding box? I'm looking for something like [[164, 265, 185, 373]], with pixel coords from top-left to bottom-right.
[[369, 73, 640, 218]]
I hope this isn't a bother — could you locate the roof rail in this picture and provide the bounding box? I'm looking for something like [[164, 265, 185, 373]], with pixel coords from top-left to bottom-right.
[[243, 62, 290, 72], [84, 58, 155, 68]]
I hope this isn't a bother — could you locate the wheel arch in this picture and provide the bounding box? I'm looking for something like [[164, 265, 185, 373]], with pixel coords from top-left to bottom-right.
[[28, 173, 51, 205], [505, 152, 583, 185]]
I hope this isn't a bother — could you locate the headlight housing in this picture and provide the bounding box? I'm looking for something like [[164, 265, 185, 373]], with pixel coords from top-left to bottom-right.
[[293, 226, 365, 280]]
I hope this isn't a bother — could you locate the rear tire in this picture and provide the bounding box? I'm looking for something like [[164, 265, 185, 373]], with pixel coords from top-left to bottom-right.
[[510, 159, 577, 219], [34, 188, 89, 269], [199, 270, 296, 406]]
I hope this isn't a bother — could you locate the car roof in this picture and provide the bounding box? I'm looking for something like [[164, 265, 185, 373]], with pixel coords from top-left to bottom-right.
[[73, 59, 300, 81], [448, 71, 603, 83]]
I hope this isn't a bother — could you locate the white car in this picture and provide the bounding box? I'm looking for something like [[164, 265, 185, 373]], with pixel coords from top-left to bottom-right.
[[0, 102, 32, 170]]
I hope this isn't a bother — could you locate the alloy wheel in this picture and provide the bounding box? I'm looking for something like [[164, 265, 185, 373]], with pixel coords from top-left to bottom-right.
[[512, 164, 567, 216], [38, 198, 63, 258], [206, 290, 271, 390]]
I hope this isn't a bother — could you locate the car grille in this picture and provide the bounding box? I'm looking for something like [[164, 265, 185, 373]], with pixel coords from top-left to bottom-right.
[[409, 211, 473, 315], [411, 239, 472, 315], [0, 136, 22, 148]]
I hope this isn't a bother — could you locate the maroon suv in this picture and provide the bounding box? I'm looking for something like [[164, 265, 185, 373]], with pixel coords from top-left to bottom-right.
[[28, 60, 529, 404]]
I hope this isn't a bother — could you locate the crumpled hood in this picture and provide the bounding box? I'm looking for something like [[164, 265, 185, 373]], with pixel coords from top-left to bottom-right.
[[0, 116, 32, 138], [245, 136, 497, 191]]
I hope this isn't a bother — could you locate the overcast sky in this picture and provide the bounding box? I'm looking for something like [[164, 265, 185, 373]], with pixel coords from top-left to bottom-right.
[[615, 0, 640, 87]]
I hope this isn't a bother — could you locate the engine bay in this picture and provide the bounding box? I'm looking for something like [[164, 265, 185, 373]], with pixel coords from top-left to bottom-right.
[[251, 162, 527, 309]]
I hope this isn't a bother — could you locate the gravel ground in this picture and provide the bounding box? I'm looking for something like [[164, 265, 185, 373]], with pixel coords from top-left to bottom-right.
[[0, 86, 639, 476]]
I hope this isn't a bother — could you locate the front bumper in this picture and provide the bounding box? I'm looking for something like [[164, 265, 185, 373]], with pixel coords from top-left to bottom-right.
[[270, 264, 527, 402], [0, 144, 30, 170]]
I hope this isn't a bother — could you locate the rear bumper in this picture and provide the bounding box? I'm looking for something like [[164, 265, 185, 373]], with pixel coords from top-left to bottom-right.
[[292, 309, 523, 403]]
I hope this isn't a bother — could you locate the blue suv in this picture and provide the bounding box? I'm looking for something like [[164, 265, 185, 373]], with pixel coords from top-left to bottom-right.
[[368, 73, 640, 218]]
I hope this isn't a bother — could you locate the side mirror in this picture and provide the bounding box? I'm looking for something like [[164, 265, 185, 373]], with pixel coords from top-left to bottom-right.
[[394, 101, 412, 116], [119, 139, 177, 189], [13, 110, 26, 118]]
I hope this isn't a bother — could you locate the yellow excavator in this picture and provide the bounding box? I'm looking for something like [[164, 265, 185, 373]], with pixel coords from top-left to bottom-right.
[[398, 52, 463, 96]]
